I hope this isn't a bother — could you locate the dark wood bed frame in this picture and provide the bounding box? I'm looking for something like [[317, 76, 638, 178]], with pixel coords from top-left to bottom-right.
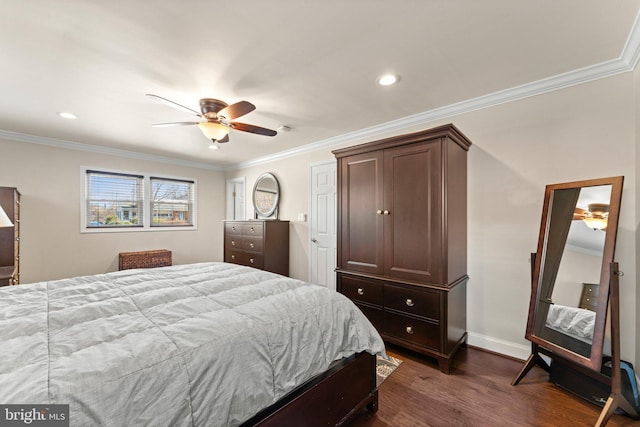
[[240, 352, 378, 426]]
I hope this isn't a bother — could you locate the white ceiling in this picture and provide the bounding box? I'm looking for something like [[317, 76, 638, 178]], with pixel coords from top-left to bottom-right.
[[1, 1, 639, 169]]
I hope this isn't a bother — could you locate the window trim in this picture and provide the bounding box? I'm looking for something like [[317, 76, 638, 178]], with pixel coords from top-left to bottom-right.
[[81, 167, 197, 233]]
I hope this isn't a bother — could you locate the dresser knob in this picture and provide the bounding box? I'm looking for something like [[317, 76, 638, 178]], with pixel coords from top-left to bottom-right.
[[231, 226, 236, 231], [231, 240, 236, 246], [249, 242, 255, 248], [250, 258, 255, 264], [250, 227, 255, 233], [405, 298, 414, 307], [406, 326, 414, 334], [231, 255, 236, 260], [357, 288, 364, 295]]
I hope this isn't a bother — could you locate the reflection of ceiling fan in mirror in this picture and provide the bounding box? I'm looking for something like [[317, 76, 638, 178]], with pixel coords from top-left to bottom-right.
[[573, 203, 609, 230], [146, 94, 277, 144]]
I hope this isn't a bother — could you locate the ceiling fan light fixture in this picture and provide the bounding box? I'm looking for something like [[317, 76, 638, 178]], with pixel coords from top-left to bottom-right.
[[582, 216, 608, 230], [197, 122, 230, 141]]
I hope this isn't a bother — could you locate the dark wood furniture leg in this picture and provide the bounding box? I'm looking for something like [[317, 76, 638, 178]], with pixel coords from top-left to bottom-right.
[[511, 342, 550, 386], [594, 263, 639, 426]]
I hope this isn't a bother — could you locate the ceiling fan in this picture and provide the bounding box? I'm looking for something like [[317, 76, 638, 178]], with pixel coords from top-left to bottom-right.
[[573, 203, 609, 230], [146, 94, 277, 143]]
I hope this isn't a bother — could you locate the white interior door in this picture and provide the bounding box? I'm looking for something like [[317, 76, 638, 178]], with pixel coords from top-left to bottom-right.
[[226, 177, 245, 220], [309, 160, 337, 290]]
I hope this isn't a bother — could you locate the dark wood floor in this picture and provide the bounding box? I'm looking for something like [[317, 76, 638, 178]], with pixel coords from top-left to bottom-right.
[[349, 345, 638, 427]]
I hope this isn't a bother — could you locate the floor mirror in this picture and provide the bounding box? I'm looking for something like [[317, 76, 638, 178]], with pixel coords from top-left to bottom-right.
[[511, 176, 638, 425]]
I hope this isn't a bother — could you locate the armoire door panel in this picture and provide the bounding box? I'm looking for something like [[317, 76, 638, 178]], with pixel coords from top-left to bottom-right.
[[340, 152, 384, 274], [383, 141, 442, 283]]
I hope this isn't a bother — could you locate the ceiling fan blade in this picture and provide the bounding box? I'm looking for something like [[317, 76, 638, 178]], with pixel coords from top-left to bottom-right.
[[218, 101, 255, 120], [230, 122, 277, 136], [573, 207, 587, 220], [146, 94, 202, 117], [152, 121, 200, 127]]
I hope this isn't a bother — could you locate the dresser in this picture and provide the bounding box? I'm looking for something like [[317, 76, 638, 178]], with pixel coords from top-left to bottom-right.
[[333, 124, 471, 373], [579, 283, 600, 311], [0, 187, 20, 286], [224, 220, 290, 276]]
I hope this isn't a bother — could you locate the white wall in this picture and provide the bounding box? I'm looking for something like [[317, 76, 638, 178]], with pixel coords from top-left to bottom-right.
[[0, 138, 225, 283], [228, 72, 638, 367]]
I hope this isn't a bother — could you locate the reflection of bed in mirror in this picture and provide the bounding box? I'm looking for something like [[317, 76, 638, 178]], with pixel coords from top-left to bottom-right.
[[542, 303, 595, 357]]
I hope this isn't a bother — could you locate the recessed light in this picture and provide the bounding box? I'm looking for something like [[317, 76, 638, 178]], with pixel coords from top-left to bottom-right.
[[57, 111, 78, 120], [377, 74, 399, 86]]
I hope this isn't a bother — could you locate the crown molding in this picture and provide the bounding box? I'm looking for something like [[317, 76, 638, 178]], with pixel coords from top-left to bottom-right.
[[0, 129, 223, 171], [230, 11, 640, 171], [231, 57, 632, 171]]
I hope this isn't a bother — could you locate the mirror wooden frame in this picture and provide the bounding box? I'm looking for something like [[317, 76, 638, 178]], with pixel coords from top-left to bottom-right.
[[525, 176, 623, 371]]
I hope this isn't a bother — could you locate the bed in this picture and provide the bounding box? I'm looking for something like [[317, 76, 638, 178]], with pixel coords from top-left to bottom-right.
[[545, 304, 595, 343], [0, 262, 385, 426]]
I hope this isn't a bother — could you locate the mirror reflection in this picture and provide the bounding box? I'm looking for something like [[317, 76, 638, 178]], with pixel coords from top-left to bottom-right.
[[253, 173, 280, 219], [533, 184, 611, 358]]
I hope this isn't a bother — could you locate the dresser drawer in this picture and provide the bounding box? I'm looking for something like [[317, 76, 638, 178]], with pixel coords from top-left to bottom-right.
[[579, 283, 600, 311], [340, 275, 383, 306], [384, 311, 440, 351], [225, 222, 243, 235], [243, 237, 264, 252], [225, 250, 265, 269], [384, 284, 440, 320], [243, 223, 264, 236], [225, 236, 242, 250]]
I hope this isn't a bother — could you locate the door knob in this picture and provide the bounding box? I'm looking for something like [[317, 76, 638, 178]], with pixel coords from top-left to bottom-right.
[[311, 238, 318, 243]]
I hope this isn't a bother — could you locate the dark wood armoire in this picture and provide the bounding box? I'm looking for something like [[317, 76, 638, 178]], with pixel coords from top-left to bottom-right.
[[333, 124, 471, 373]]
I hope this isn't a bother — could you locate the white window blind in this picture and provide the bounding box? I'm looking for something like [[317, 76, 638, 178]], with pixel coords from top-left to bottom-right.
[[150, 177, 195, 227], [85, 170, 144, 228]]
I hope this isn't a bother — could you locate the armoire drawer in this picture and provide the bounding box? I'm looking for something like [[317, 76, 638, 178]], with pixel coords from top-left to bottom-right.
[[384, 284, 440, 320], [355, 302, 383, 332], [340, 275, 383, 306], [384, 311, 440, 351]]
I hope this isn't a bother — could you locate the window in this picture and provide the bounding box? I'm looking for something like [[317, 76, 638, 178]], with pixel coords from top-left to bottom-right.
[[151, 177, 195, 227], [85, 170, 144, 228], [82, 168, 196, 232]]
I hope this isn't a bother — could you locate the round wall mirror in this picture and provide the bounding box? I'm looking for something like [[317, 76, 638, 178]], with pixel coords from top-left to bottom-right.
[[253, 173, 280, 219]]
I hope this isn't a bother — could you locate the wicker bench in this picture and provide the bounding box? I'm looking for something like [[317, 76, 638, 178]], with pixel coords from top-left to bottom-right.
[[118, 249, 172, 271]]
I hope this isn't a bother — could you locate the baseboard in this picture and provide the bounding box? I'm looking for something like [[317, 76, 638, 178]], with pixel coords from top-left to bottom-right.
[[467, 331, 531, 361]]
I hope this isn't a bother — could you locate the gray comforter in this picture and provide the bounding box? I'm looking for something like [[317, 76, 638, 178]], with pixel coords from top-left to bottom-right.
[[0, 262, 384, 426]]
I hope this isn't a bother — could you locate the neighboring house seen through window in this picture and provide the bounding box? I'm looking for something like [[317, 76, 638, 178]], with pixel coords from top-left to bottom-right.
[[83, 169, 196, 232]]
